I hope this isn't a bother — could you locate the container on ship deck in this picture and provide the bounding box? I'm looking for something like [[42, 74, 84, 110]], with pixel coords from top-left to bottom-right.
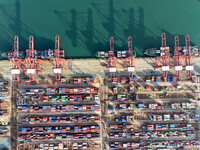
[[117, 51, 122, 57]]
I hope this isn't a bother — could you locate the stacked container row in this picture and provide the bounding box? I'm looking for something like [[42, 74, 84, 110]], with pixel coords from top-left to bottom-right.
[[43, 94, 97, 102], [171, 102, 196, 109], [0, 82, 8, 97], [18, 125, 99, 134], [144, 123, 193, 131], [18, 104, 99, 112], [59, 87, 97, 94], [0, 110, 8, 116], [110, 140, 199, 149], [21, 89, 44, 95], [18, 133, 99, 141], [69, 77, 94, 84], [21, 115, 100, 124], [109, 130, 195, 139], [0, 128, 8, 135]]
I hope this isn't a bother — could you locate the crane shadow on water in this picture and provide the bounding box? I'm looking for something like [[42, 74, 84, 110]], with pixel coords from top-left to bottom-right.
[[0, 0, 55, 53]]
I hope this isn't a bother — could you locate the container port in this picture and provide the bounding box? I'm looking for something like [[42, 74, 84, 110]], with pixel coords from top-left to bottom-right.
[[0, 0, 200, 149], [0, 33, 199, 150]]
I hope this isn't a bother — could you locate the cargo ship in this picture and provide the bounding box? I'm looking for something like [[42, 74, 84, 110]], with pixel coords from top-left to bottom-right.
[[96, 36, 136, 58], [96, 50, 136, 58], [144, 33, 200, 57], [144, 46, 200, 57], [1, 49, 64, 59]]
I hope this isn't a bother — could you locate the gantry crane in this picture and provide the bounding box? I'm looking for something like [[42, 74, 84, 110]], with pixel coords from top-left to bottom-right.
[[184, 35, 193, 78], [173, 35, 184, 79], [155, 33, 170, 81], [10, 36, 22, 81], [107, 36, 116, 78], [124, 36, 135, 78], [53, 35, 66, 81], [24, 35, 42, 81], [160, 33, 170, 56]]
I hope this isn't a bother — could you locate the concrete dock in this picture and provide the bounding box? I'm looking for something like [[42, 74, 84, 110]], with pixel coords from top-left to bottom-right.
[[0, 57, 200, 80]]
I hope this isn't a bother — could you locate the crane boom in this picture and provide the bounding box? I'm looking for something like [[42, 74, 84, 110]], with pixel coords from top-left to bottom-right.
[[161, 33, 166, 48], [13, 35, 19, 58], [109, 36, 114, 57], [128, 36, 132, 56]]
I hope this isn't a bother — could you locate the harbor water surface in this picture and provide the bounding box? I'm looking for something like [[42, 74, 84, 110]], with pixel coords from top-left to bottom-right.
[[0, 0, 200, 58]]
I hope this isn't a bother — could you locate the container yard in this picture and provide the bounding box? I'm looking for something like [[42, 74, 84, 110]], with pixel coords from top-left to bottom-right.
[[104, 71, 200, 150], [0, 76, 11, 150], [15, 75, 101, 150]]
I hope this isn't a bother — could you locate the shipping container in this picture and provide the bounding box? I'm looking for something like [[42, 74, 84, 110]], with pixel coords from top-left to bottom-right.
[[167, 76, 172, 82], [112, 77, 118, 83]]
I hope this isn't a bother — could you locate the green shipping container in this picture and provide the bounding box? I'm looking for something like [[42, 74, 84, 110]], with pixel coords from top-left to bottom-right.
[[160, 88, 165, 92]]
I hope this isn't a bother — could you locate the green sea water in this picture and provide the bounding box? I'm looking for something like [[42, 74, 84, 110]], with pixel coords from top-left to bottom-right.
[[0, 0, 200, 58]]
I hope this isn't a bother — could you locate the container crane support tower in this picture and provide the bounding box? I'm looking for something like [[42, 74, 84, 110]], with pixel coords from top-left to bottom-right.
[[124, 36, 135, 78], [24, 35, 42, 81], [184, 35, 194, 78], [10, 36, 22, 82], [173, 35, 184, 79], [107, 36, 116, 78], [53, 35, 66, 81], [155, 33, 170, 82]]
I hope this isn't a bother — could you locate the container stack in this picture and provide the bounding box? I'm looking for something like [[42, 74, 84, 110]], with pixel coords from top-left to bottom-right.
[[0, 82, 8, 97], [69, 77, 95, 84], [105, 75, 199, 149], [17, 77, 100, 148]]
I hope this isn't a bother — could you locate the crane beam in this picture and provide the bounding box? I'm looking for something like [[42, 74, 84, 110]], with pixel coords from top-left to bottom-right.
[[128, 36, 132, 56], [109, 36, 114, 57]]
